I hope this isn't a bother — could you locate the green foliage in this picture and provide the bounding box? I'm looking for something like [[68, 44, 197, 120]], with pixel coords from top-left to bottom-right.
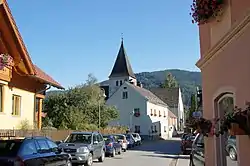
[[160, 72, 178, 88], [135, 69, 201, 106], [43, 74, 119, 130], [18, 119, 32, 130], [187, 94, 197, 120]]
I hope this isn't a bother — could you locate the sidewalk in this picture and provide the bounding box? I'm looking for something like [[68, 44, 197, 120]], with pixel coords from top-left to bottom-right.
[[175, 155, 190, 166]]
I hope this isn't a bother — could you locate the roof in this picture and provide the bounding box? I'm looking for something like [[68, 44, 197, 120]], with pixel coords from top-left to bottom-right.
[[33, 65, 64, 89], [109, 40, 136, 79], [126, 82, 168, 107], [150, 88, 179, 107], [0, 0, 63, 89]]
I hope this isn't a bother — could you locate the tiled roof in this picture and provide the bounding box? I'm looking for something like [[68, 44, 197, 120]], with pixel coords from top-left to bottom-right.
[[109, 41, 136, 78], [150, 88, 179, 107], [33, 65, 64, 89], [126, 82, 168, 107]]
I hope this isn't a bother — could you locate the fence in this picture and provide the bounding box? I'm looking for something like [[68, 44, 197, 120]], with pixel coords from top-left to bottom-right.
[[0, 128, 126, 141]]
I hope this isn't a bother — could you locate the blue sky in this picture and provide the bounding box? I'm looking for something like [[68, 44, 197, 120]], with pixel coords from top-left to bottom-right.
[[8, 0, 200, 88]]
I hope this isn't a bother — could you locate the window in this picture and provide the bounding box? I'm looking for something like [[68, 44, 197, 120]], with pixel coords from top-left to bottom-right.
[[12, 95, 21, 116], [36, 139, 50, 153], [0, 86, 2, 112], [65, 133, 92, 144], [150, 109, 153, 116], [154, 125, 157, 132], [123, 87, 127, 89], [93, 134, 98, 142], [122, 91, 128, 99], [164, 111, 166, 117], [164, 126, 167, 132], [134, 108, 140, 114], [120, 80, 122, 86], [159, 110, 161, 117], [20, 140, 37, 156], [135, 125, 140, 133], [116, 81, 119, 86], [154, 109, 157, 116], [97, 134, 103, 142], [46, 139, 58, 149]]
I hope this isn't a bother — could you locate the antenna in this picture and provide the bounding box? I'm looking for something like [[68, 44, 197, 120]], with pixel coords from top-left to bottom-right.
[[121, 33, 124, 42]]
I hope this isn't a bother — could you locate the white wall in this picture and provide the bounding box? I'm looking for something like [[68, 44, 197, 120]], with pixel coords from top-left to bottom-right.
[[178, 88, 184, 129], [0, 82, 35, 129], [146, 102, 171, 139], [106, 82, 150, 135]]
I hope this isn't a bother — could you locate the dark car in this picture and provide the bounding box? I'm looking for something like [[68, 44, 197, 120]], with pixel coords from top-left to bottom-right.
[[0, 136, 71, 166], [226, 135, 237, 161], [181, 134, 195, 155], [189, 133, 205, 166], [59, 132, 105, 166], [103, 135, 122, 157]]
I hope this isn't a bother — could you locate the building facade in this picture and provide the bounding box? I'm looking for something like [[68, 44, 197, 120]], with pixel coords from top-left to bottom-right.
[[196, 1, 250, 166], [0, 0, 63, 130], [106, 82, 177, 139]]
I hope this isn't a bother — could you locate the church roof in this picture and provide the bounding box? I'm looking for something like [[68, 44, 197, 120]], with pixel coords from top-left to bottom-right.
[[109, 40, 136, 78]]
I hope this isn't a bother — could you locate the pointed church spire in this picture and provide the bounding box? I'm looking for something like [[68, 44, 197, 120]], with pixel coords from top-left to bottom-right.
[[109, 38, 136, 79]]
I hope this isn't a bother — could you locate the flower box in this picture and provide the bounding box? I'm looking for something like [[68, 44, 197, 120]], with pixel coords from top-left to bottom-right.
[[229, 123, 246, 136]]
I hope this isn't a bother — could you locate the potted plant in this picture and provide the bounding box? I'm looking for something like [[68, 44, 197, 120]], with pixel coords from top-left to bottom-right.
[[190, 0, 224, 25], [218, 104, 250, 136], [187, 117, 213, 136], [0, 53, 14, 70]]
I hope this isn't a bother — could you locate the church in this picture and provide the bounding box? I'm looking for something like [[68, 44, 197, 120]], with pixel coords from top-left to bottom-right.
[[100, 39, 178, 139]]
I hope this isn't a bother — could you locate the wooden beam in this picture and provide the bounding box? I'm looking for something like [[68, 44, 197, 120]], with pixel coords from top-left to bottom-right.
[[37, 99, 43, 130]]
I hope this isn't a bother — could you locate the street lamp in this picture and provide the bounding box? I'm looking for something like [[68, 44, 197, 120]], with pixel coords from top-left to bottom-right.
[[98, 88, 106, 130]]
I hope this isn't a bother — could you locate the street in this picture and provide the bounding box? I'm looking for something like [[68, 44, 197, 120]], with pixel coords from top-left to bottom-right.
[[94, 139, 182, 166]]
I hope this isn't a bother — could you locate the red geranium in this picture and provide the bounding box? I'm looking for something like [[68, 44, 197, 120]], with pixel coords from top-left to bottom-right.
[[190, 0, 223, 25]]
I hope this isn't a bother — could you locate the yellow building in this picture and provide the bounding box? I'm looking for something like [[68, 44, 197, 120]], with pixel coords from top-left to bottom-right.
[[0, 0, 63, 130]]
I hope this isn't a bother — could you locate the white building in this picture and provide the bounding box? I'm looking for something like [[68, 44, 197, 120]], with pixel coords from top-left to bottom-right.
[[106, 81, 177, 139], [100, 39, 177, 139], [150, 88, 185, 131]]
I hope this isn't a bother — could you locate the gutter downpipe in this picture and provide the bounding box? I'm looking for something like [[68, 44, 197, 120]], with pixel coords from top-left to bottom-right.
[[35, 84, 51, 130]]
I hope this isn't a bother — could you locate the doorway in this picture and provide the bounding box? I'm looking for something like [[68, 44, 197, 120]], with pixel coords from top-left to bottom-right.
[[214, 94, 238, 166]]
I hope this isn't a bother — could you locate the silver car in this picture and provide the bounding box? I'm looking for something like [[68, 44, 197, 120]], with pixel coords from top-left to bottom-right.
[[114, 134, 128, 152], [59, 132, 105, 166]]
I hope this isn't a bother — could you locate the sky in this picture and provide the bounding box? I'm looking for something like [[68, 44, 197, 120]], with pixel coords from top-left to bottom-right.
[[7, 0, 200, 89]]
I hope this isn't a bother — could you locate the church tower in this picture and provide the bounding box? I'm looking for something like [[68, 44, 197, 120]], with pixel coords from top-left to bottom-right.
[[107, 39, 137, 97]]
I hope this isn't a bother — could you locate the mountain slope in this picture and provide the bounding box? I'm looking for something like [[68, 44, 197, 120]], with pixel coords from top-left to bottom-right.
[[135, 69, 201, 106]]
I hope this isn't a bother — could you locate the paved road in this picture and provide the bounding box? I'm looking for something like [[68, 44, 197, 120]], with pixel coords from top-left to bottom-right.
[[94, 139, 181, 166]]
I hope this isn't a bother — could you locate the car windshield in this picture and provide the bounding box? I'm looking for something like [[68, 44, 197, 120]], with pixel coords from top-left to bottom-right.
[[115, 135, 124, 140], [132, 134, 137, 138], [65, 134, 92, 144], [186, 136, 196, 141], [103, 136, 112, 144], [0, 140, 23, 157]]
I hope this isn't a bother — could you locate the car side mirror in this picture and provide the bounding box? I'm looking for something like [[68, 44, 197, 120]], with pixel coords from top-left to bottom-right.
[[93, 141, 98, 144], [196, 143, 204, 148]]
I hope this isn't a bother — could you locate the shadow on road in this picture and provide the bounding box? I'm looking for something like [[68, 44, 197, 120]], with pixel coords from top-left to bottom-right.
[[129, 139, 182, 156]]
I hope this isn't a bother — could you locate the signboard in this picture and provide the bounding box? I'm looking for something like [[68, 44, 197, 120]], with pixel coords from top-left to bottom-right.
[[192, 111, 202, 118]]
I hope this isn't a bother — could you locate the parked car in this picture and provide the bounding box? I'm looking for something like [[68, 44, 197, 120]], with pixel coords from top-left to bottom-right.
[[189, 133, 205, 166], [181, 133, 189, 141], [226, 135, 237, 161], [59, 131, 105, 166], [103, 135, 122, 157], [181, 134, 195, 155], [113, 134, 128, 152], [0, 136, 72, 166], [126, 134, 136, 148], [132, 133, 142, 146]]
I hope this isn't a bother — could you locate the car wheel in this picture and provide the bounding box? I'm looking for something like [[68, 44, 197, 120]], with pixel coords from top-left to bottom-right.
[[111, 148, 116, 157], [123, 148, 127, 152], [98, 149, 105, 162], [84, 153, 93, 166], [229, 148, 237, 161]]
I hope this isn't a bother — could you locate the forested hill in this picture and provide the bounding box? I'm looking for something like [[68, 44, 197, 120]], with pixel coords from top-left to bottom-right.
[[135, 69, 201, 106]]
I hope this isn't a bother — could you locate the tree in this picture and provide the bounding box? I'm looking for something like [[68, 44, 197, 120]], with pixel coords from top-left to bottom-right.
[[43, 74, 119, 129], [186, 94, 197, 120], [160, 72, 178, 88]]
